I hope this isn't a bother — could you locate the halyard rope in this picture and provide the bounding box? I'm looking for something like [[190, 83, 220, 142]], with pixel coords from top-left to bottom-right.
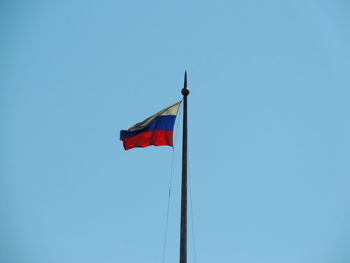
[[188, 141, 198, 263], [161, 104, 182, 263]]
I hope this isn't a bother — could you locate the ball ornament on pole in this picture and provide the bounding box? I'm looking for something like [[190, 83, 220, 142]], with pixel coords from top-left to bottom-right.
[[181, 71, 190, 96]]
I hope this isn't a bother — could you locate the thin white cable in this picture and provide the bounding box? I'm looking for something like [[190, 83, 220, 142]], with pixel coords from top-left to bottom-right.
[[161, 104, 182, 263], [188, 115, 198, 263]]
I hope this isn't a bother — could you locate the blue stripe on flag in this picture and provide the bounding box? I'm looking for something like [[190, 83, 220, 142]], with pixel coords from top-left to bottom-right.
[[120, 115, 176, 139]]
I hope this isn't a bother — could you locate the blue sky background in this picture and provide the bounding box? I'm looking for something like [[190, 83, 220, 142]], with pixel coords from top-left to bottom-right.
[[1, 0, 350, 262]]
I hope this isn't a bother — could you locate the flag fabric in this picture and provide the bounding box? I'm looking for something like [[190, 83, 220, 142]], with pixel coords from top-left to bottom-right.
[[120, 101, 181, 150]]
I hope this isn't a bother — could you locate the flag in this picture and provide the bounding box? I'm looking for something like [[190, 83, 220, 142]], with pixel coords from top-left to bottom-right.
[[120, 101, 181, 150]]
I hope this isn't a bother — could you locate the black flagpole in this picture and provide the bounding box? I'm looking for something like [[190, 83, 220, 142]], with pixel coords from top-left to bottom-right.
[[180, 71, 189, 263]]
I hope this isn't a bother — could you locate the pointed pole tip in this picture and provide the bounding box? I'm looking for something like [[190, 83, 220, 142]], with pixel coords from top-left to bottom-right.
[[181, 71, 189, 96]]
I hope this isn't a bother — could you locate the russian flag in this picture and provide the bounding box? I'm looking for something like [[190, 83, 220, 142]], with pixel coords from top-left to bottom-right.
[[120, 101, 181, 150]]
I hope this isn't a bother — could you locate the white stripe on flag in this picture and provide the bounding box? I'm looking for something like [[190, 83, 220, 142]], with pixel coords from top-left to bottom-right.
[[128, 101, 181, 131]]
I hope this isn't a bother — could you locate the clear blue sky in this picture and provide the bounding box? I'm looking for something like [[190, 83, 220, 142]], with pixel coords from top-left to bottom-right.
[[1, 0, 350, 262]]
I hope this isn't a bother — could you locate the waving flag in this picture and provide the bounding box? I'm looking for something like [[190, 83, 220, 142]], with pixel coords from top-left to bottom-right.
[[120, 101, 181, 150]]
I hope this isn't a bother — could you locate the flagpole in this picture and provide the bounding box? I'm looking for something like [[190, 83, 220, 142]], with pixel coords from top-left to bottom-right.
[[180, 71, 189, 263]]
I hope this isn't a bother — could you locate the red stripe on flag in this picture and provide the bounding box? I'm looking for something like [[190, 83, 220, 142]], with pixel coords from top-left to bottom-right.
[[121, 130, 173, 150]]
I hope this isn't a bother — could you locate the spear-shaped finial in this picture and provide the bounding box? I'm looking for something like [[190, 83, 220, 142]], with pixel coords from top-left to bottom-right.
[[181, 71, 190, 96]]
